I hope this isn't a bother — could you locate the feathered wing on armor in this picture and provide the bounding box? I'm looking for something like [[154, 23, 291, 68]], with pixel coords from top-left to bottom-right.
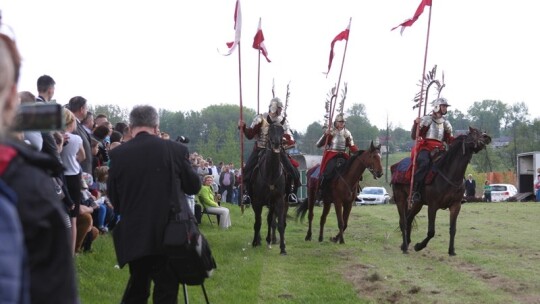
[[412, 65, 445, 115]]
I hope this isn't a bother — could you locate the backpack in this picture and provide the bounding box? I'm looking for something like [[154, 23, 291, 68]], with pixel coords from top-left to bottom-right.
[[162, 196, 217, 285], [163, 140, 217, 285]]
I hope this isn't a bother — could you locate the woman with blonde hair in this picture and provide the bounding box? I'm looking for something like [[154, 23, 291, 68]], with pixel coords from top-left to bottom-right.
[[197, 175, 231, 229]]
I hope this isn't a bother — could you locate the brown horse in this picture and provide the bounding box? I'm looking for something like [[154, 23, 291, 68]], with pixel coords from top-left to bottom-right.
[[296, 141, 383, 244], [391, 126, 491, 256]]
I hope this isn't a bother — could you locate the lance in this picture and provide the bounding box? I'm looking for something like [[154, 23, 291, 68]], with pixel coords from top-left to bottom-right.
[[325, 18, 352, 149], [408, 4, 433, 210], [329, 18, 351, 129]]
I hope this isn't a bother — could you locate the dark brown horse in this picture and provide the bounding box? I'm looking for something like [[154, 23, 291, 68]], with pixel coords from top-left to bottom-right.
[[250, 122, 289, 255], [296, 141, 383, 244], [391, 126, 491, 256]]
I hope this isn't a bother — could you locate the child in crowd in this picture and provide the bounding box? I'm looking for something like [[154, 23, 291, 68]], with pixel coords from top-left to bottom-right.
[[94, 166, 118, 230]]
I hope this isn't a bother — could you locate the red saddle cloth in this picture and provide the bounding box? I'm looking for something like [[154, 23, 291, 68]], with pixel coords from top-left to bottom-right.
[[391, 157, 437, 185]]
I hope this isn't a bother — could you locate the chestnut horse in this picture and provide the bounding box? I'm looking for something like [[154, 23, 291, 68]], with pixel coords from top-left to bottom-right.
[[296, 141, 383, 244], [391, 127, 491, 256], [250, 122, 289, 255]]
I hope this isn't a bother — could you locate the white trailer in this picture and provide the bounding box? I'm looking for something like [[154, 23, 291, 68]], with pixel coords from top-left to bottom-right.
[[516, 151, 540, 200]]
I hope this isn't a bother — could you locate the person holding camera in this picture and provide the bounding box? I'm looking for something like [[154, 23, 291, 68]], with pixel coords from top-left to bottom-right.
[[0, 32, 78, 303], [108, 105, 201, 303]]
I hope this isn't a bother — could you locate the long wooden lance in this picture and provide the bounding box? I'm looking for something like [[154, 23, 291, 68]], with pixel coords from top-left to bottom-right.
[[237, 42, 246, 212], [329, 18, 352, 129], [325, 18, 352, 149], [408, 4, 433, 210]]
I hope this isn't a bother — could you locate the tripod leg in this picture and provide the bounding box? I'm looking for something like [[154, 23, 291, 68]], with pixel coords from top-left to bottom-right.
[[201, 283, 210, 304], [183, 283, 189, 304]]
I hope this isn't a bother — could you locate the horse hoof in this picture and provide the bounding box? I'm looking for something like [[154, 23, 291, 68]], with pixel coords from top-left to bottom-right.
[[330, 237, 338, 243], [413, 243, 423, 252], [318, 237, 324, 242], [305, 236, 312, 241], [449, 251, 456, 256], [280, 251, 287, 256]]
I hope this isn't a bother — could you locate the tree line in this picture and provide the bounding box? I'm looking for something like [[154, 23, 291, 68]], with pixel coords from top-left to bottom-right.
[[91, 99, 540, 174]]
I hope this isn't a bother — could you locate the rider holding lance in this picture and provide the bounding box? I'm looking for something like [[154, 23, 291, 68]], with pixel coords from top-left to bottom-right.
[[317, 113, 358, 193], [238, 97, 300, 203], [410, 97, 454, 203]]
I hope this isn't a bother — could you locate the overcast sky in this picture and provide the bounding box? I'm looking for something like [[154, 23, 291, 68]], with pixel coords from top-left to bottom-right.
[[2, 0, 538, 133]]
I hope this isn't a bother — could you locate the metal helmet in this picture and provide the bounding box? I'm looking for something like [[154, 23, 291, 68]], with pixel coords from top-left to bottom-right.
[[333, 113, 346, 127], [432, 97, 450, 113], [269, 97, 283, 114]]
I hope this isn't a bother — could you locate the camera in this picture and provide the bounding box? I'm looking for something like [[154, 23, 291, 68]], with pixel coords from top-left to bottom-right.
[[176, 136, 189, 144], [13, 103, 64, 131]]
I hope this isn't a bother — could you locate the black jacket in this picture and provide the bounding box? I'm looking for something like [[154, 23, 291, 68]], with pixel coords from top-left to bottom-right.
[[0, 139, 78, 304], [108, 132, 201, 267]]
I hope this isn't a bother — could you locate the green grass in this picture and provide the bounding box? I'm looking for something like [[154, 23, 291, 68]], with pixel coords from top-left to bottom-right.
[[76, 201, 540, 303]]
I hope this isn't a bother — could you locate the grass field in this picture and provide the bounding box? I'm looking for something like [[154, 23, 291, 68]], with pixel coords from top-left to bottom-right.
[[76, 201, 540, 304]]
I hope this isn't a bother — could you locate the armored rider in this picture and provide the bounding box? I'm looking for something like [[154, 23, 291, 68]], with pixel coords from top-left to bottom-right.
[[410, 97, 454, 203], [316, 113, 358, 193], [238, 97, 300, 203]]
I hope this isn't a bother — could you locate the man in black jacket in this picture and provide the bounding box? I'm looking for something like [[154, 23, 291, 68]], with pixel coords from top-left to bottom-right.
[[35, 75, 61, 162], [108, 105, 201, 303]]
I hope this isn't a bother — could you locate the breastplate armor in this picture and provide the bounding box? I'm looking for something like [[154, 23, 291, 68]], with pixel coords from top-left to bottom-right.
[[422, 116, 451, 141], [330, 128, 350, 151]]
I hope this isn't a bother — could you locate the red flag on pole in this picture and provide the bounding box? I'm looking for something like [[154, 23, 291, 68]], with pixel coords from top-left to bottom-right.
[[391, 0, 432, 34], [252, 18, 271, 63], [221, 0, 242, 55], [325, 20, 350, 76]]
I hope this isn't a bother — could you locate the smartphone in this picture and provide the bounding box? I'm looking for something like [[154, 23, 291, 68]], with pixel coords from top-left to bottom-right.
[[13, 103, 64, 131]]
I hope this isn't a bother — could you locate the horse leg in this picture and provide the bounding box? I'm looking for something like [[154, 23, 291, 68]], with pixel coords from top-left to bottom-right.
[[447, 202, 461, 256], [398, 201, 410, 253], [305, 189, 315, 241], [318, 200, 332, 242], [414, 205, 437, 252], [278, 202, 288, 255], [331, 201, 345, 244], [340, 201, 353, 243], [265, 207, 275, 248], [404, 197, 423, 253], [252, 205, 263, 247]]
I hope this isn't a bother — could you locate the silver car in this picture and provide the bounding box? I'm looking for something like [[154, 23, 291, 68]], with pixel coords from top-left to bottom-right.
[[356, 187, 391, 205], [489, 184, 518, 202]]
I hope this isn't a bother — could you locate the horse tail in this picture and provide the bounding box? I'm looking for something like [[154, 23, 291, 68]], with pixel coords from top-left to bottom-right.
[[295, 197, 308, 222]]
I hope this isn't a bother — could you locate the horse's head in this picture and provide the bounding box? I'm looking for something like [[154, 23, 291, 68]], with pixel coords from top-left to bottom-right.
[[267, 122, 284, 153], [464, 126, 492, 154], [365, 140, 384, 179]]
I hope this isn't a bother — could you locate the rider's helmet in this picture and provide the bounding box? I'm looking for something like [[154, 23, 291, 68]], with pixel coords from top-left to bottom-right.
[[333, 113, 346, 127], [269, 97, 283, 114], [432, 97, 450, 114]]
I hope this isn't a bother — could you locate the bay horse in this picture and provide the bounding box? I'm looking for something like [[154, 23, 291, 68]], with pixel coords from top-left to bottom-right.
[[296, 141, 383, 244], [250, 122, 289, 255], [391, 126, 491, 256]]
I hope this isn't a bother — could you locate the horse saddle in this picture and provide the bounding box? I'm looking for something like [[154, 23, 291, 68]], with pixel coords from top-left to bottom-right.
[[390, 157, 438, 185], [307, 156, 347, 189]]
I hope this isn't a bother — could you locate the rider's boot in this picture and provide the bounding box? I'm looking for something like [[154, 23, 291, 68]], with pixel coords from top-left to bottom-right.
[[241, 184, 251, 206], [411, 182, 422, 204]]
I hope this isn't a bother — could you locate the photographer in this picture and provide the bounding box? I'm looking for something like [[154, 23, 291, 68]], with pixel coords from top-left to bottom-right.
[[0, 32, 78, 303]]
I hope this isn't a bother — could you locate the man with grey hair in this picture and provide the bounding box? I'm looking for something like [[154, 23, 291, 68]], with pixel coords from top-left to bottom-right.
[[108, 105, 201, 303]]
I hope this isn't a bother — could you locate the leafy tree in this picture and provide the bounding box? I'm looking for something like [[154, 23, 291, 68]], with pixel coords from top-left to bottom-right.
[[467, 100, 507, 138], [446, 109, 471, 132], [90, 104, 129, 124], [300, 122, 324, 155]]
